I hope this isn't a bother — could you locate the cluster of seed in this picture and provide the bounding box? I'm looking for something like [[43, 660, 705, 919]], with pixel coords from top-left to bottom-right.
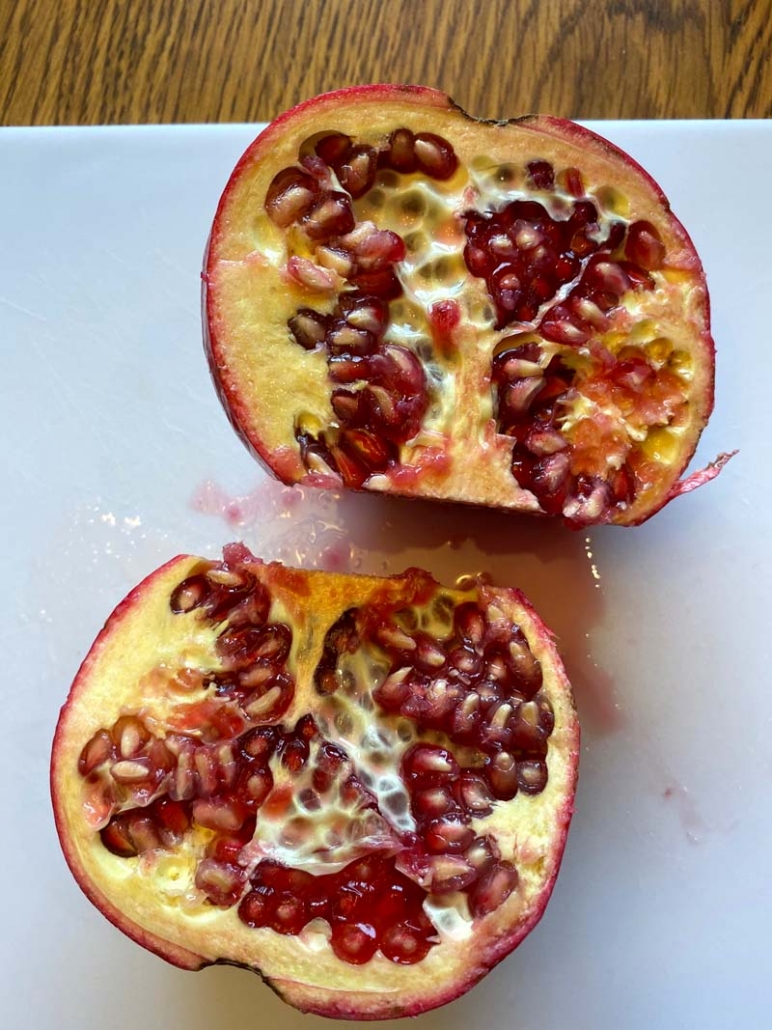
[[291, 292, 429, 488], [266, 129, 461, 487], [239, 853, 436, 965]]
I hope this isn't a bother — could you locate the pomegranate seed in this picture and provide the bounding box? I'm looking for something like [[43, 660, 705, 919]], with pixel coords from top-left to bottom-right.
[[327, 323, 377, 356], [541, 314, 591, 345], [412, 785, 458, 822], [287, 256, 339, 293], [413, 133, 458, 180], [487, 752, 519, 800], [237, 663, 276, 691], [525, 425, 568, 456], [330, 922, 378, 964], [100, 815, 137, 857], [271, 895, 309, 935], [195, 858, 247, 907], [479, 701, 518, 751], [331, 389, 362, 424], [531, 452, 572, 513], [317, 245, 355, 277], [402, 744, 459, 788], [468, 861, 519, 917], [449, 691, 481, 742], [194, 746, 220, 796], [517, 759, 549, 794], [425, 854, 478, 894], [619, 261, 655, 290], [192, 796, 248, 833], [350, 228, 407, 270], [375, 621, 416, 652], [562, 166, 585, 197], [239, 726, 279, 763], [281, 737, 309, 773], [625, 219, 665, 271], [154, 798, 191, 838], [330, 882, 376, 922], [218, 623, 291, 669], [479, 677, 505, 706], [374, 667, 411, 711], [170, 573, 210, 613], [386, 128, 417, 173], [170, 748, 195, 801], [510, 712, 549, 755], [315, 132, 352, 166], [110, 758, 152, 784], [465, 835, 500, 872], [413, 635, 447, 671], [350, 267, 402, 300], [265, 167, 318, 227], [238, 889, 272, 927], [493, 344, 543, 382], [585, 257, 630, 296], [338, 427, 396, 472], [429, 298, 461, 340], [327, 354, 371, 384], [380, 922, 433, 964], [294, 714, 317, 741], [526, 160, 555, 190], [78, 729, 115, 775], [337, 145, 378, 198], [302, 190, 355, 241], [340, 294, 389, 336], [464, 242, 495, 277], [424, 814, 475, 854], [377, 342, 426, 394], [288, 308, 329, 349], [611, 463, 636, 505], [126, 814, 163, 853], [563, 475, 612, 524], [454, 603, 486, 646], [372, 881, 412, 924], [454, 772, 494, 816], [499, 377, 545, 423], [238, 766, 274, 809]]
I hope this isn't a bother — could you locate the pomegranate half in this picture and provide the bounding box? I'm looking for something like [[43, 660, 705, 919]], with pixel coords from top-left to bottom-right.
[[204, 84, 731, 528], [51, 546, 579, 1019]]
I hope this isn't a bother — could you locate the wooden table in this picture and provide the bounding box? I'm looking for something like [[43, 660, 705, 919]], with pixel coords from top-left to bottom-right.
[[1, 0, 770, 124]]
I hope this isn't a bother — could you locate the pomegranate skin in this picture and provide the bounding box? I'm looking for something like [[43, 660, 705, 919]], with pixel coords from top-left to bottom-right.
[[50, 551, 579, 1020], [204, 85, 732, 529]]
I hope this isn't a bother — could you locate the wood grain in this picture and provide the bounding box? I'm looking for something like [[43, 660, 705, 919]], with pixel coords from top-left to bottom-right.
[[1, 0, 770, 125]]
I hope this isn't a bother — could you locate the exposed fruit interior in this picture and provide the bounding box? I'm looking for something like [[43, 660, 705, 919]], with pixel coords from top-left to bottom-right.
[[60, 546, 576, 989], [206, 90, 717, 526]]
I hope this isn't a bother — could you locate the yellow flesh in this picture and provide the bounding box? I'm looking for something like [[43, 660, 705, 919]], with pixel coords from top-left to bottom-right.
[[52, 557, 578, 1014], [207, 94, 712, 524]]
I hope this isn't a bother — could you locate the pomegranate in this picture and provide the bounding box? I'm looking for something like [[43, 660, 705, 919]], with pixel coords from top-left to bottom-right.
[[204, 84, 733, 528], [51, 545, 578, 1019]]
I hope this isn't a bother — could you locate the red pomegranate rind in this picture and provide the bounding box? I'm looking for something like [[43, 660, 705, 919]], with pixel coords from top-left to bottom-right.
[[204, 84, 729, 528], [51, 550, 578, 1020]]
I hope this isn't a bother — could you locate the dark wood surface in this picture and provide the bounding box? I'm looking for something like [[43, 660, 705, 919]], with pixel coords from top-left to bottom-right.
[[1, 0, 770, 125]]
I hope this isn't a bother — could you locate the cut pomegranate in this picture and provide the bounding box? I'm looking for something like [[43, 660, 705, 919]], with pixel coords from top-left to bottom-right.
[[51, 547, 578, 1019], [204, 84, 732, 527]]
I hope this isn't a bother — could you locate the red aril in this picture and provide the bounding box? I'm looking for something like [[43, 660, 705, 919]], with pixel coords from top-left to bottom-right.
[[51, 546, 578, 1019], [204, 85, 733, 527]]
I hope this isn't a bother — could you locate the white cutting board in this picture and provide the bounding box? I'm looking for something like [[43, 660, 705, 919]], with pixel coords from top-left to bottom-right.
[[1, 121, 769, 1029]]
